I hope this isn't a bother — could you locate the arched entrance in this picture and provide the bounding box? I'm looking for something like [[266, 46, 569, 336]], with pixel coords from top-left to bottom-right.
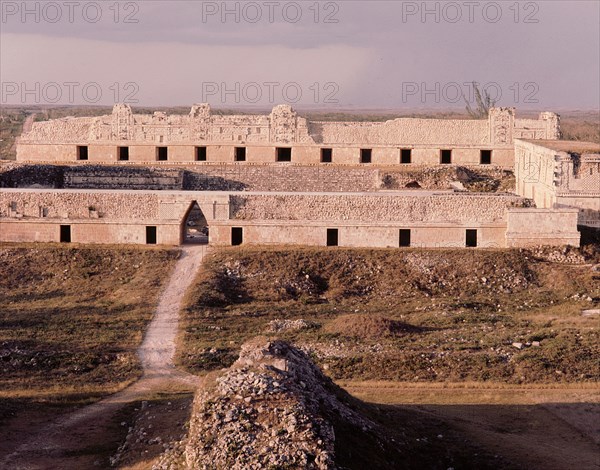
[[182, 201, 209, 245]]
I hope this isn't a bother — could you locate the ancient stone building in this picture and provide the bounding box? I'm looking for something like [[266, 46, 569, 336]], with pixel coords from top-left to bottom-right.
[[515, 139, 600, 228], [17, 104, 559, 167], [0, 189, 581, 248], [2, 104, 595, 248]]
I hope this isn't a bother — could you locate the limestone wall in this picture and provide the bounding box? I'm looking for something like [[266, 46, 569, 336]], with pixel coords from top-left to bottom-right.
[[515, 139, 600, 227], [17, 105, 559, 166], [2, 190, 529, 226], [556, 154, 600, 194], [2, 190, 528, 225], [16, 143, 517, 167], [311, 118, 490, 146], [0, 220, 181, 244], [0, 191, 159, 220], [210, 221, 508, 248], [514, 139, 557, 207], [514, 112, 561, 140], [230, 193, 531, 224], [506, 208, 580, 247], [183, 165, 378, 192], [1, 189, 581, 248]]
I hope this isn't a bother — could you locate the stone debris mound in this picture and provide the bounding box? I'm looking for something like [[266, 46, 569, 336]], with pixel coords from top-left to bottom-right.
[[154, 339, 375, 470], [266, 318, 317, 333]]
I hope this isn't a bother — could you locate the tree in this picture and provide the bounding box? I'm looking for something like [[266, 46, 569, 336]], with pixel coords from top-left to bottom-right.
[[463, 81, 497, 119]]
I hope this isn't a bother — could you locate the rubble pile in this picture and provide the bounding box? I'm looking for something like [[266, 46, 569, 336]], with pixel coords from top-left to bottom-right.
[[155, 340, 376, 470]]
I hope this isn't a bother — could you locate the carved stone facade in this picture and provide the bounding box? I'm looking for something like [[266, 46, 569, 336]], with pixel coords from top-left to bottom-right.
[[489, 107, 514, 145], [514, 112, 561, 140], [20, 104, 315, 146], [19, 104, 559, 148]]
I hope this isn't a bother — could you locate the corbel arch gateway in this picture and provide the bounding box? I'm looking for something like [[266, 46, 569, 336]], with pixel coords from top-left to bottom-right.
[[181, 200, 209, 245]]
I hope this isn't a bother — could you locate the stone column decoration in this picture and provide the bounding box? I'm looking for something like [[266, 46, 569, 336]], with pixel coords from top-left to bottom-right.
[[489, 107, 515, 145], [269, 105, 298, 144], [111, 103, 134, 141], [539, 112, 561, 140], [189, 103, 211, 141]]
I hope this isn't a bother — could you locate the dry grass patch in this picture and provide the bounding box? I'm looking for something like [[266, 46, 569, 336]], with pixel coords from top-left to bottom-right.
[[0, 243, 181, 467], [560, 110, 600, 144], [178, 246, 599, 384], [0, 243, 180, 399]]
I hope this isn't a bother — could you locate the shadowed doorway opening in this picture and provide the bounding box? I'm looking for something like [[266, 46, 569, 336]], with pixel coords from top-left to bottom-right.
[[182, 201, 209, 245]]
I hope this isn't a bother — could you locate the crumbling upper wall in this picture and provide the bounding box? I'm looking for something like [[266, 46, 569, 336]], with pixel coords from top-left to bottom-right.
[[20, 103, 315, 145], [21, 117, 95, 143], [0, 189, 531, 225], [19, 104, 560, 147]]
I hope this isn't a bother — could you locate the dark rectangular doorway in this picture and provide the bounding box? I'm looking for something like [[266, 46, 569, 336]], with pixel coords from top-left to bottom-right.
[[360, 148, 372, 164], [146, 226, 157, 244], [321, 148, 333, 163], [440, 149, 452, 164], [276, 147, 292, 162], [327, 228, 339, 246], [231, 227, 243, 246], [77, 146, 88, 161], [196, 146, 207, 161], [157, 147, 168, 161], [235, 147, 246, 162], [480, 150, 492, 165], [466, 229, 478, 247], [399, 229, 411, 247], [60, 225, 71, 243], [118, 146, 129, 161]]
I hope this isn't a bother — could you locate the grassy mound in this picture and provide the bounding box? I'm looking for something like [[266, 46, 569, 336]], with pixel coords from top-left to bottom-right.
[[325, 314, 417, 339]]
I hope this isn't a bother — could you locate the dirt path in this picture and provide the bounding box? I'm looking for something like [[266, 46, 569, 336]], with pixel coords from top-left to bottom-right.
[[1, 245, 208, 469], [138, 245, 206, 376]]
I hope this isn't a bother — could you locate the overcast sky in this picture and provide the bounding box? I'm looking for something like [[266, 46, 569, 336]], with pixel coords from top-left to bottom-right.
[[1, 0, 599, 110]]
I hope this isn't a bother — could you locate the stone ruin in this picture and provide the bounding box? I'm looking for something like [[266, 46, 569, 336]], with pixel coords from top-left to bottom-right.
[[2, 104, 596, 248]]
